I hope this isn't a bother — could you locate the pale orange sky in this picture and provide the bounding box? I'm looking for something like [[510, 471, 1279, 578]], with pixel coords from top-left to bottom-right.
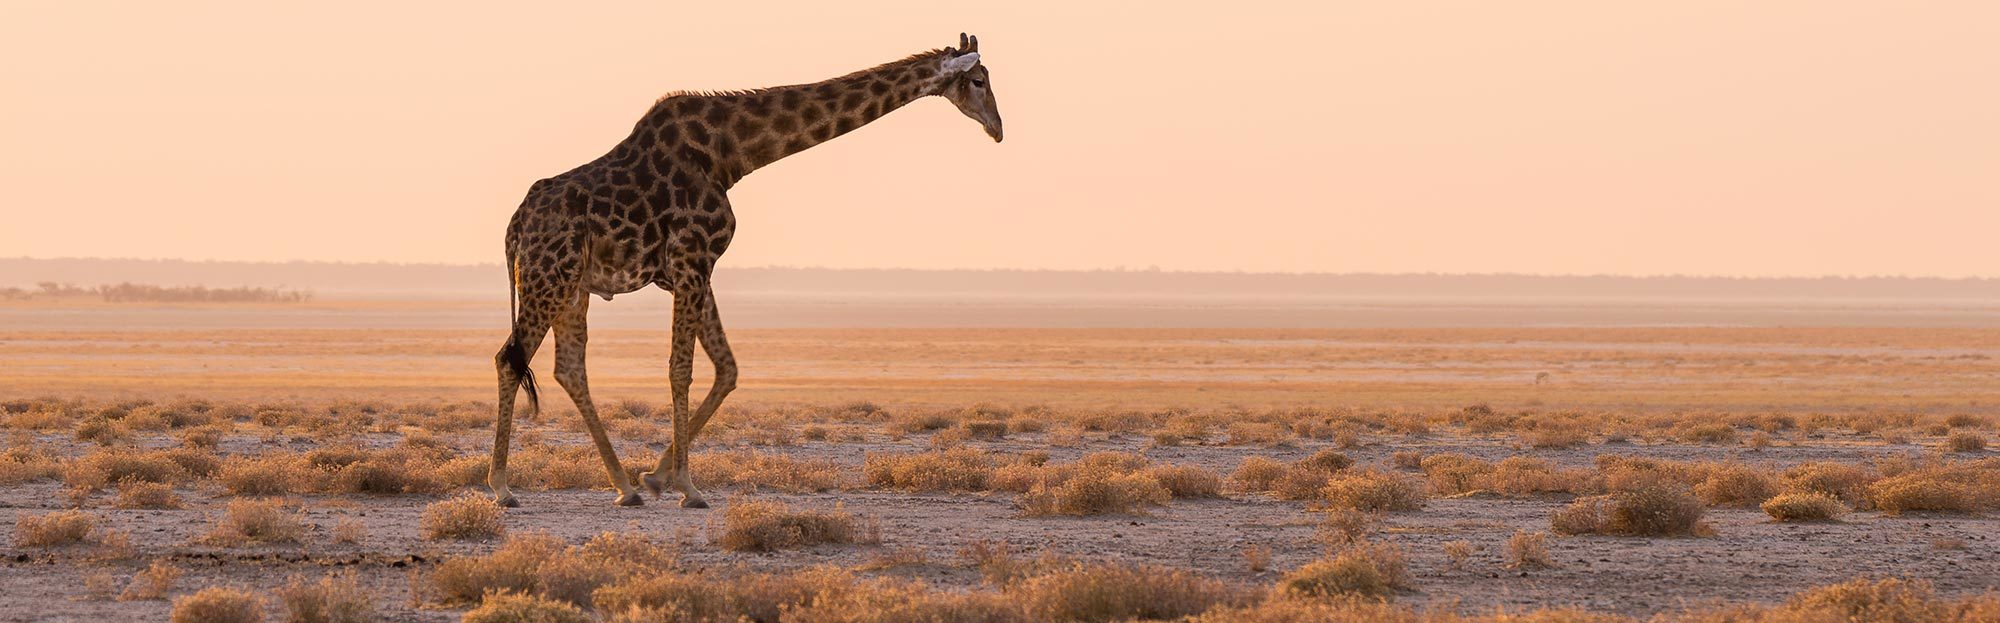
[[3, 2, 1997, 277]]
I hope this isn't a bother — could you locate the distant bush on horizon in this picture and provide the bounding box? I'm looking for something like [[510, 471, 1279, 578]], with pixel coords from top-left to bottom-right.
[[0, 281, 312, 303]]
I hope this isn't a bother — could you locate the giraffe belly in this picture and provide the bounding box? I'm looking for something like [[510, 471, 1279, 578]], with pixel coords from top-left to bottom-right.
[[583, 269, 654, 300]]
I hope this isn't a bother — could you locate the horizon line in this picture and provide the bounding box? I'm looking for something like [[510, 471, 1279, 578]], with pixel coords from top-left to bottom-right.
[[9, 255, 2000, 282]]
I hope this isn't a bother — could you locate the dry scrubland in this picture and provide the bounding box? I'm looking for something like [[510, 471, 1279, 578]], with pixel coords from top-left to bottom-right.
[[2, 317, 2000, 621]]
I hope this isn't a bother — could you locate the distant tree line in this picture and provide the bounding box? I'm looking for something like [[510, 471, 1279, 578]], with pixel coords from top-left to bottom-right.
[[0, 282, 312, 303]]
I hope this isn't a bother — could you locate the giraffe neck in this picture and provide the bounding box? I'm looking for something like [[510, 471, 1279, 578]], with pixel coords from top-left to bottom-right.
[[639, 50, 958, 187]]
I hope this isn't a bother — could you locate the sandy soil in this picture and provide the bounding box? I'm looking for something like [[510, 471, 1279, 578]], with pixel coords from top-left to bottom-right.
[[2, 426, 1994, 622]]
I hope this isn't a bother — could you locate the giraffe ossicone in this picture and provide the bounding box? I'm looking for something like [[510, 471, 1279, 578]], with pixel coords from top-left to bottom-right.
[[487, 34, 1003, 508]]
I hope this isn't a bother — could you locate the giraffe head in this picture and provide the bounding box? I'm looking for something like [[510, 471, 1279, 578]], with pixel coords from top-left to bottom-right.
[[938, 33, 1002, 143]]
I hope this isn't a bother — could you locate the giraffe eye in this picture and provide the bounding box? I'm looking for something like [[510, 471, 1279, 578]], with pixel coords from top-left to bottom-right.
[[969, 78, 985, 88]]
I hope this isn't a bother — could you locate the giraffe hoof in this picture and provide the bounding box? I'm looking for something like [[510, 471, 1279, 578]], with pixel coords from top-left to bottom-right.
[[615, 492, 645, 507], [640, 471, 669, 497], [495, 495, 520, 509], [680, 497, 709, 509]]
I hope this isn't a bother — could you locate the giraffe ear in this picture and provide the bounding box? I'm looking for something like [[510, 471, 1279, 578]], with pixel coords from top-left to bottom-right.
[[941, 52, 980, 75], [959, 33, 970, 50]]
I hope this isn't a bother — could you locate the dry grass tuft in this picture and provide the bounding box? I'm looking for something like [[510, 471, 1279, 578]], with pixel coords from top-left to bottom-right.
[[1230, 456, 1289, 492], [1781, 461, 1878, 507], [202, 498, 307, 546], [1319, 469, 1426, 512], [1243, 544, 1272, 573], [1442, 541, 1475, 571], [216, 453, 305, 496], [694, 449, 846, 493], [1142, 464, 1224, 499], [1015, 562, 1245, 622], [1018, 465, 1171, 516], [421, 492, 506, 540], [1761, 492, 1849, 522], [119, 559, 181, 601], [1867, 468, 1988, 514], [170, 586, 265, 623], [1315, 507, 1376, 546], [1947, 431, 1987, 453], [276, 573, 374, 623], [718, 499, 857, 552], [1280, 542, 1411, 600], [114, 480, 182, 509], [431, 531, 678, 607], [1506, 530, 1555, 569], [14, 509, 96, 547], [1693, 463, 1777, 507], [460, 591, 591, 623], [1552, 474, 1707, 537], [862, 447, 993, 492]]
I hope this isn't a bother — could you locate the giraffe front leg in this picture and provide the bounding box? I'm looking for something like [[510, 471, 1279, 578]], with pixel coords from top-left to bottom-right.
[[643, 290, 706, 507]]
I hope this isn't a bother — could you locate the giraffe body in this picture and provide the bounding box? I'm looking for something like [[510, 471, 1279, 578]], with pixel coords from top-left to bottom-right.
[[490, 35, 1001, 508]]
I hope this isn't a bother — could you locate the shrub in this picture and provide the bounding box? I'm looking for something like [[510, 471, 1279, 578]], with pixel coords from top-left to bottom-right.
[[1319, 470, 1426, 512], [1947, 431, 1987, 453], [170, 586, 265, 623], [76, 417, 133, 445], [690, 449, 846, 493], [1143, 464, 1224, 499], [1298, 449, 1354, 472], [1783, 578, 1955, 622], [203, 498, 307, 545], [1762, 492, 1849, 522], [432, 531, 679, 607], [1442, 541, 1474, 570], [114, 481, 182, 509], [1506, 530, 1555, 569], [1675, 422, 1737, 444], [275, 574, 373, 623], [422, 492, 506, 540], [63, 448, 189, 490], [1314, 507, 1375, 546], [1019, 466, 1170, 516], [1552, 475, 1707, 537], [1230, 456, 1288, 492], [461, 591, 590, 623], [863, 448, 993, 492], [1015, 562, 1243, 622], [14, 510, 95, 547], [119, 559, 180, 601], [217, 453, 304, 496], [1417, 453, 1492, 496], [1868, 470, 1983, 514], [718, 499, 857, 552], [1693, 463, 1777, 507], [1781, 461, 1877, 507], [1280, 542, 1410, 600]]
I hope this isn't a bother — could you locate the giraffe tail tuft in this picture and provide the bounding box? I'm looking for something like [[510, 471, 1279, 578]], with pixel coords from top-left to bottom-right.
[[502, 338, 540, 415]]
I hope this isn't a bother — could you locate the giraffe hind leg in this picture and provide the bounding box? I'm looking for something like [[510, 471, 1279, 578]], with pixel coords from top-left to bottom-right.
[[490, 318, 549, 508]]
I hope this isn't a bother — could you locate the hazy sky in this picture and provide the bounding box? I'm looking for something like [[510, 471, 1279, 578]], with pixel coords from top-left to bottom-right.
[[4, 2, 1997, 277]]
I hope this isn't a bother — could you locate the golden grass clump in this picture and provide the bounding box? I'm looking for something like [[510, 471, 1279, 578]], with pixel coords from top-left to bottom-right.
[[0, 443, 61, 485], [1693, 463, 1778, 507], [170, 586, 265, 623], [1781, 461, 1878, 507], [1442, 541, 1474, 571], [62, 447, 190, 491], [216, 453, 305, 496], [432, 531, 679, 607], [1319, 469, 1426, 512], [862, 447, 993, 492], [1243, 544, 1273, 573], [1866, 468, 1988, 515], [1229, 456, 1289, 492], [691, 449, 845, 493], [114, 480, 182, 509], [1279, 542, 1411, 600], [1505, 530, 1555, 570], [1779, 577, 1965, 622], [461, 591, 591, 623], [119, 559, 181, 601], [1141, 463, 1224, 499], [275, 574, 373, 623], [202, 498, 307, 545], [1418, 453, 1493, 496], [1315, 507, 1375, 546], [1015, 562, 1245, 622], [1018, 465, 1171, 516], [421, 492, 506, 540], [14, 510, 96, 547], [1675, 421, 1738, 445], [1551, 473, 1707, 537], [1947, 431, 1987, 453], [1761, 492, 1849, 522], [718, 499, 858, 552], [1483, 456, 1596, 497]]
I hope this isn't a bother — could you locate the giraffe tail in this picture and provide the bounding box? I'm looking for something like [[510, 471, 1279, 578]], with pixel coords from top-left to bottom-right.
[[503, 253, 540, 416]]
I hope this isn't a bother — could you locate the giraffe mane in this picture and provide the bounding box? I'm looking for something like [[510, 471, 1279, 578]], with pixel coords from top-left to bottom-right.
[[651, 48, 957, 105]]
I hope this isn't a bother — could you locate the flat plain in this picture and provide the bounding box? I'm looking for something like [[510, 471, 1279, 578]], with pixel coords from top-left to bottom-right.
[[2, 297, 1998, 622]]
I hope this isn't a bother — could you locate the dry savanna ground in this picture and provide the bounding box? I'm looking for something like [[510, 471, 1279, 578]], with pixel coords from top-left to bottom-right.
[[2, 302, 1999, 621]]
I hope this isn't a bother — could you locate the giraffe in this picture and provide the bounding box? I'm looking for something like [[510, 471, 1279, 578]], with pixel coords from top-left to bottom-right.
[[489, 34, 1002, 508]]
